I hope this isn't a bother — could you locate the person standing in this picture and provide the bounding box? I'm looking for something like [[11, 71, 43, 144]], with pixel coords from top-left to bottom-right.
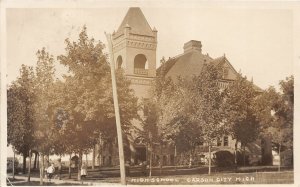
[[46, 163, 55, 182], [81, 162, 88, 184]]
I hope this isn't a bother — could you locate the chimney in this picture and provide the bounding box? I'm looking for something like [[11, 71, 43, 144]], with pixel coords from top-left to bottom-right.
[[183, 40, 202, 54]]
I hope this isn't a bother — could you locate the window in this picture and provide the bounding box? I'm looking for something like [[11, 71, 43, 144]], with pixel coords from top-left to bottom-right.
[[222, 66, 229, 79], [217, 139, 221, 146], [134, 54, 148, 75], [223, 136, 229, 146], [116, 55, 123, 69]]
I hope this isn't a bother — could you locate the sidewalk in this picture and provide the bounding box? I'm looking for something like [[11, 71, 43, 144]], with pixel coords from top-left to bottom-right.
[[7, 175, 121, 186]]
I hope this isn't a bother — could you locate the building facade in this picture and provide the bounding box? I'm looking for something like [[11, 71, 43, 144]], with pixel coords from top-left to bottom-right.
[[96, 7, 271, 167]]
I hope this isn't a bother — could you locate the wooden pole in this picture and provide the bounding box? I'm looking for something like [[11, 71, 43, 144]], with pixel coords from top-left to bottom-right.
[[105, 32, 126, 185]]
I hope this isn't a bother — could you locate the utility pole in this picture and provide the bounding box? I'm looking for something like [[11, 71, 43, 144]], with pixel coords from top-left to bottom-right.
[[105, 33, 126, 185]]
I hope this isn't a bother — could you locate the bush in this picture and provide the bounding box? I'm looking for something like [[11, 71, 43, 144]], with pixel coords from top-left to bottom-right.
[[214, 151, 234, 167], [237, 151, 250, 166]]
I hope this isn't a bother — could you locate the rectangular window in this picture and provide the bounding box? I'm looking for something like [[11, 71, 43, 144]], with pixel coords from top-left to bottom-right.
[[222, 67, 229, 79], [223, 136, 229, 146], [217, 139, 221, 146]]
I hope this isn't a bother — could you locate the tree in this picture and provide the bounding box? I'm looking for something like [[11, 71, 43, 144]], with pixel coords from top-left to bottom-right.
[[142, 57, 179, 175], [276, 76, 293, 150], [32, 48, 57, 184], [184, 64, 224, 174], [7, 65, 35, 175], [252, 86, 280, 165], [253, 76, 294, 169], [151, 63, 224, 174], [57, 26, 138, 180], [222, 74, 260, 166], [141, 99, 159, 176]]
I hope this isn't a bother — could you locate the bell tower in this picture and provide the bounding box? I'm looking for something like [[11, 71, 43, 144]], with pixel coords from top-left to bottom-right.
[[112, 7, 157, 99], [111, 7, 157, 164]]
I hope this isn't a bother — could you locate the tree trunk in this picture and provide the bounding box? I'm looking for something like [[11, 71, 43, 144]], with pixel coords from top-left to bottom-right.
[[159, 143, 162, 176], [39, 153, 44, 185], [27, 149, 32, 182], [78, 152, 82, 180], [243, 145, 246, 166], [180, 153, 183, 165], [235, 140, 238, 170], [92, 145, 95, 170], [189, 151, 192, 168], [278, 143, 281, 172], [99, 136, 102, 167], [33, 151, 38, 169], [86, 153, 88, 167], [59, 155, 62, 180], [208, 145, 211, 175], [12, 148, 15, 179], [37, 153, 39, 169], [68, 154, 72, 179], [149, 144, 152, 177], [22, 153, 27, 174], [174, 145, 177, 171]]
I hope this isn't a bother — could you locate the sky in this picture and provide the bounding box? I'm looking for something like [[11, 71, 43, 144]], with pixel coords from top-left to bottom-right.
[[6, 5, 295, 90]]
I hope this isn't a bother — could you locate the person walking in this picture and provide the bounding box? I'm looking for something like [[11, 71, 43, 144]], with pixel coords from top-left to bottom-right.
[[81, 162, 88, 184], [46, 163, 55, 182]]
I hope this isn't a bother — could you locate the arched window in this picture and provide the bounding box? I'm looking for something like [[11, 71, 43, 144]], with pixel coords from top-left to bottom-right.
[[134, 54, 148, 69], [116, 55, 123, 69]]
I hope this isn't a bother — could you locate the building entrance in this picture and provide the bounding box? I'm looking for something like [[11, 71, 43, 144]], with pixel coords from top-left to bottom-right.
[[135, 146, 146, 164]]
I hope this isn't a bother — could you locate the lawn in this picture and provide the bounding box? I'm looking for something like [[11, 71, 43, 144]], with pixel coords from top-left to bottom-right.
[[7, 165, 294, 185]]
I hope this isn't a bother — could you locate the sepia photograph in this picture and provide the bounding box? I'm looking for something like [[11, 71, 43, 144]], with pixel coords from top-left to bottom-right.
[[1, 0, 299, 186]]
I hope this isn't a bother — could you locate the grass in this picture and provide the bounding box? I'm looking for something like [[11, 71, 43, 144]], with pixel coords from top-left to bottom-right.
[[7, 165, 294, 185]]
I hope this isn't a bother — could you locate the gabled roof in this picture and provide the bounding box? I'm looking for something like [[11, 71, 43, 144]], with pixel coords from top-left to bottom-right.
[[211, 56, 226, 66], [163, 51, 212, 80], [211, 55, 238, 74], [116, 7, 154, 37], [157, 43, 262, 92]]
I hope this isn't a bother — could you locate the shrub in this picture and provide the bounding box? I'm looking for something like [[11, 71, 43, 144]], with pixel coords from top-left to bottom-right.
[[214, 151, 234, 167], [237, 151, 250, 166]]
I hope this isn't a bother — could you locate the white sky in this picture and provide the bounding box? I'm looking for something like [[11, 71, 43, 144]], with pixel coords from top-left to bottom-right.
[[6, 6, 294, 90]]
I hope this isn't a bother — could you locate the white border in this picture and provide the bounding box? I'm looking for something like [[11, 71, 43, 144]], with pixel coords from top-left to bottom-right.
[[1, 0, 300, 187]]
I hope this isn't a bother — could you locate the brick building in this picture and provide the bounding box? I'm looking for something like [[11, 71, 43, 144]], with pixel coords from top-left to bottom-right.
[[96, 7, 271, 167]]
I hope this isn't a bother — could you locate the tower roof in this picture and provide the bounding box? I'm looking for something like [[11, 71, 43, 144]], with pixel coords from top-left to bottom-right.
[[116, 7, 154, 36]]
